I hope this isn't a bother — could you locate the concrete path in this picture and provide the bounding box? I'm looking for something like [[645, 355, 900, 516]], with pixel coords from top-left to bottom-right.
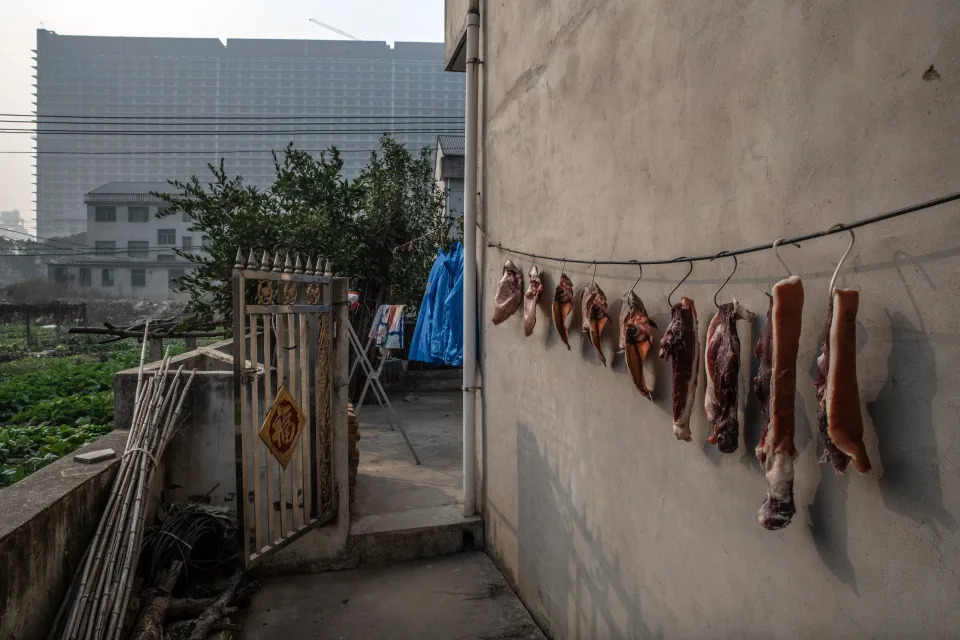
[[241, 552, 546, 640], [353, 391, 463, 517]]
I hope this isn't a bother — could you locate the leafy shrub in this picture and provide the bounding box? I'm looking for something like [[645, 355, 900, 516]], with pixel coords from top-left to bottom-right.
[[0, 421, 112, 487]]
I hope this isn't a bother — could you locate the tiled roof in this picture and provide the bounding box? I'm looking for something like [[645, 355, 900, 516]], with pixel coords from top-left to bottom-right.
[[437, 135, 465, 156]]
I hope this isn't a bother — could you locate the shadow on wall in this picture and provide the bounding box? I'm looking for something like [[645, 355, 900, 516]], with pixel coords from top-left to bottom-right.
[[867, 311, 957, 535], [514, 423, 669, 640]]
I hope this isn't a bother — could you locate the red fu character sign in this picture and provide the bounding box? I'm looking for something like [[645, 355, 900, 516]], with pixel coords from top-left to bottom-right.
[[259, 385, 307, 469]]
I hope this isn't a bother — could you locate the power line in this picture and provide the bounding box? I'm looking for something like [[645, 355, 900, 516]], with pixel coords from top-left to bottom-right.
[[0, 112, 464, 121], [0, 146, 437, 156], [1, 128, 463, 136], [482, 189, 960, 266]]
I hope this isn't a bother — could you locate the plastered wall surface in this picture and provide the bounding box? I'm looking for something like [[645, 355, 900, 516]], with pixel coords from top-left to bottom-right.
[[453, 1, 960, 638]]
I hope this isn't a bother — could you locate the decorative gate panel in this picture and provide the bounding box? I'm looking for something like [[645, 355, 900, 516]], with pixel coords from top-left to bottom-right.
[[232, 251, 336, 567]]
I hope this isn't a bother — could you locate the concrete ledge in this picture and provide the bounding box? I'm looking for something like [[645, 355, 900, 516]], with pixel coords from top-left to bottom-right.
[[0, 430, 127, 640]]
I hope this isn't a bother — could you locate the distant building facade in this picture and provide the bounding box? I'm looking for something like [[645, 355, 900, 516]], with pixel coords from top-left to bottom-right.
[[34, 31, 465, 238], [47, 182, 199, 298], [435, 135, 464, 226], [0, 209, 30, 241]]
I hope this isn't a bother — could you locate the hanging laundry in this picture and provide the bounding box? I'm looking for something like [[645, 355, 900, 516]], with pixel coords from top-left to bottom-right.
[[409, 243, 464, 367], [492, 259, 523, 325], [369, 304, 406, 350], [552, 273, 574, 349], [523, 264, 542, 337]]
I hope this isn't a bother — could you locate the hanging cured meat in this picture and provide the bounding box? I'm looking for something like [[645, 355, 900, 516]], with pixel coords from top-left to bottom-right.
[[658, 297, 699, 441], [581, 282, 610, 365], [552, 273, 574, 349], [492, 259, 523, 325], [755, 276, 803, 530], [704, 300, 756, 453], [523, 265, 543, 337], [815, 289, 871, 474], [619, 291, 658, 400]]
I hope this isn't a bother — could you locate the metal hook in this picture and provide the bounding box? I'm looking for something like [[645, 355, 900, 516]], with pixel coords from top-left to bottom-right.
[[560, 258, 566, 274], [825, 224, 856, 296], [709, 251, 738, 309], [667, 257, 694, 307], [630, 261, 643, 292], [772, 237, 797, 277], [591, 261, 598, 282]]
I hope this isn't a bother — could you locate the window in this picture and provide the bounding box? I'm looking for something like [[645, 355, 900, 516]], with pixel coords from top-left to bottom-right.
[[130, 268, 146, 288], [181, 236, 192, 250], [127, 241, 149, 258], [101, 269, 115, 287], [158, 254, 177, 262], [201, 235, 211, 248], [94, 240, 116, 255], [79, 268, 91, 287], [53, 267, 68, 285], [128, 206, 149, 223], [168, 268, 185, 291], [94, 206, 116, 222], [157, 229, 176, 245]]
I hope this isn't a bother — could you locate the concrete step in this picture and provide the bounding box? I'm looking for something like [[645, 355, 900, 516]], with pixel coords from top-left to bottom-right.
[[348, 504, 483, 566]]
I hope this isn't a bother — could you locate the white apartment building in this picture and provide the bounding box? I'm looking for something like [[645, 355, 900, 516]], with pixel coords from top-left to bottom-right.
[[47, 182, 202, 298]]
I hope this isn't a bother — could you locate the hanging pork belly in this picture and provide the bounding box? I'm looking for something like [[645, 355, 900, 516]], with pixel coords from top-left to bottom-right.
[[815, 288, 871, 474], [658, 297, 699, 441], [619, 291, 658, 400], [581, 281, 610, 365], [552, 273, 574, 349], [492, 259, 523, 325], [704, 300, 756, 453], [755, 276, 803, 530], [523, 264, 543, 337]]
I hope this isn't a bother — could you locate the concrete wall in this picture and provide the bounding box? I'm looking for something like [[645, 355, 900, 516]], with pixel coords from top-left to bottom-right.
[[0, 431, 127, 640], [450, 1, 960, 638]]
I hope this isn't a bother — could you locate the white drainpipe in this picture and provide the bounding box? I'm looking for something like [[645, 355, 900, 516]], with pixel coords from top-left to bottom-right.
[[462, 8, 480, 517]]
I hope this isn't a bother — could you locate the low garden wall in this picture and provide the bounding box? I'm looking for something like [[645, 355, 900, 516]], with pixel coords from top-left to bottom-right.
[[0, 430, 127, 640]]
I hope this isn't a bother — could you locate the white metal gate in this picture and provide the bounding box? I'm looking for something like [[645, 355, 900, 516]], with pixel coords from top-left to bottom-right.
[[232, 251, 336, 567]]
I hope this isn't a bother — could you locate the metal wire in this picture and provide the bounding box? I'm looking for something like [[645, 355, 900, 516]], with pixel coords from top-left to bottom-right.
[[479, 189, 960, 267]]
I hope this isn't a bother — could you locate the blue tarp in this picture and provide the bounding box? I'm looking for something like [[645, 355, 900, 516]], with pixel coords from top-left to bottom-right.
[[409, 243, 464, 366]]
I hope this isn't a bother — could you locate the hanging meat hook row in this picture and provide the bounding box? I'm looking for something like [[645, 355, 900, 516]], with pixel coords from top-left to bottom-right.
[[825, 223, 856, 296], [630, 260, 643, 292], [709, 250, 738, 309], [667, 257, 694, 307]]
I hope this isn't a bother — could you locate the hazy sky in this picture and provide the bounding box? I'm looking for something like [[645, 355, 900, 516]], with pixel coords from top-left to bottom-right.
[[0, 0, 446, 231]]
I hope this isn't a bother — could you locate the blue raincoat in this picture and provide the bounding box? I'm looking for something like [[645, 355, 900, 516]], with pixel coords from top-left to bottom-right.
[[409, 243, 464, 366]]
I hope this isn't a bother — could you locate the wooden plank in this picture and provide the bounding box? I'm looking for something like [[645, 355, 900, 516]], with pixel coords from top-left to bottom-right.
[[245, 304, 329, 314], [231, 270, 251, 565], [262, 315, 277, 544], [248, 314, 263, 553], [299, 310, 312, 522]]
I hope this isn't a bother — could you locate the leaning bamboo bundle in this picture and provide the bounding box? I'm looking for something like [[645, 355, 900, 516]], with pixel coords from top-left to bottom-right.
[[49, 329, 197, 640]]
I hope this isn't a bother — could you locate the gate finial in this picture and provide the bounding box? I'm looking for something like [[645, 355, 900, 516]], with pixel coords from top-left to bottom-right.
[[314, 257, 323, 275], [305, 256, 314, 274], [294, 255, 303, 273], [283, 253, 293, 273], [261, 250, 271, 271], [234, 247, 244, 268], [247, 249, 258, 269], [324, 259, 332, 276], [272, 251, 283, 273]]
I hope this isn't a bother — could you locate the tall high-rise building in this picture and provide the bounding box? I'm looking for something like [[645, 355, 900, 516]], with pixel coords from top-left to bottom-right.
[[34, 30, 464, 239]]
